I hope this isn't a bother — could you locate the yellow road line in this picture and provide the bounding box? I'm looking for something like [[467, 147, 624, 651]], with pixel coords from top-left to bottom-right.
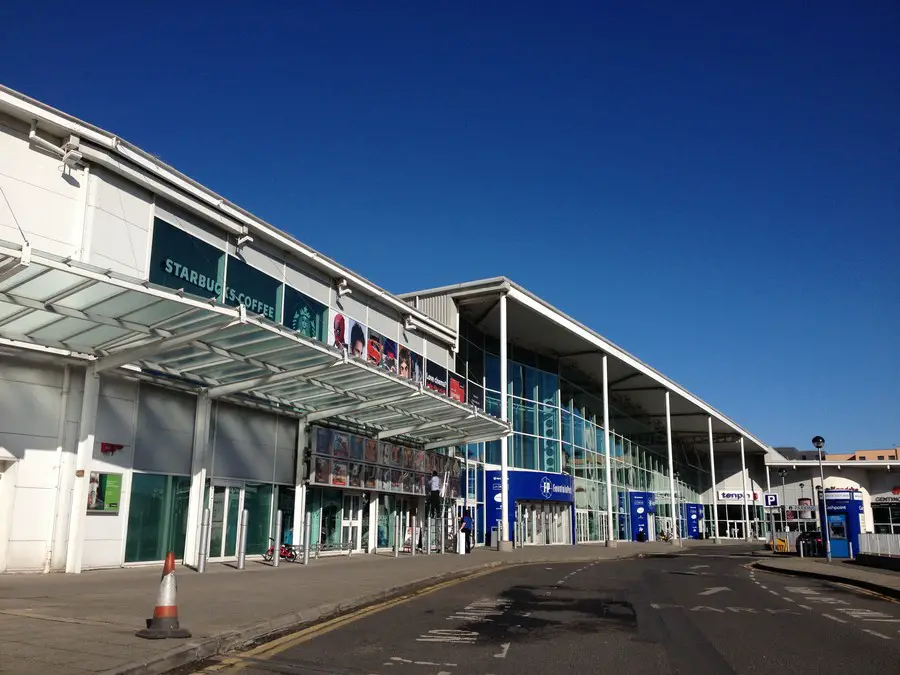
[[194, 564, 505, 673]]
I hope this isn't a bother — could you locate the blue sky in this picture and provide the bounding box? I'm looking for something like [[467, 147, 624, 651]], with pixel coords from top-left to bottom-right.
[[3, 2, 897, 452]]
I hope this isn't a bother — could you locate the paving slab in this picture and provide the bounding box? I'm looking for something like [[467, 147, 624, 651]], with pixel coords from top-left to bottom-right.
[[753, 554, 900, 600]]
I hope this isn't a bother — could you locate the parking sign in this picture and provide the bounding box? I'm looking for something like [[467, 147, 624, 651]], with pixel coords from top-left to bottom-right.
[[763, 493, 779, 508]]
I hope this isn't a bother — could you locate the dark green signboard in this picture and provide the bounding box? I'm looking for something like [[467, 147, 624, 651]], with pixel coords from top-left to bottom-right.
[[224, 256, 281, 322], [283, 286, 327, 342], [149, 218, 224, 298]]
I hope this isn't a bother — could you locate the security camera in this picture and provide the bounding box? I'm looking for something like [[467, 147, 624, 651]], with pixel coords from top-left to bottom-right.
[[62, 150, 83, 168], [337, 279, 351, 297]]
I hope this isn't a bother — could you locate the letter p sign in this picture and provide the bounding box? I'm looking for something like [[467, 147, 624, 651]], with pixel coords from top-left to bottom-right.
[[764, 493, 779, 507]]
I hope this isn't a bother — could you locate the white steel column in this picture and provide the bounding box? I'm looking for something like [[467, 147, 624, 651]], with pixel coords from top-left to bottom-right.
[[664, 391, 679, 541], [499, 292, 511, 550], [65, 365, 100, 574], [602, 355, 615, 545], [707, 416, 720, 543], [740, 436, 750, 540], [292, 422, 308, 549], [183, 392, 212, 567]]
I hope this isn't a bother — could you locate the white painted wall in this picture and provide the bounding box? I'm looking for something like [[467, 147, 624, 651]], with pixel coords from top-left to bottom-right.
[[85, 168, 153, 277], [0, 356, 67, 571], [0, 113, 86, 258]]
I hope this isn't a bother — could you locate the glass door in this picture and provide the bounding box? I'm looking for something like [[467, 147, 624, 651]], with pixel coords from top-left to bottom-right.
[[207, 482, 244, 559], [341, 493, 362, 551]]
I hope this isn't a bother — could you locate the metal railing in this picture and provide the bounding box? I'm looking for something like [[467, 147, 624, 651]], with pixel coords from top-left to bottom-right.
[[859, 533, 900, 557]]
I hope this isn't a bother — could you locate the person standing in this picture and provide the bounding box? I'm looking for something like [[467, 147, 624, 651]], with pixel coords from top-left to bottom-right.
[[428, 471, 441, 518]]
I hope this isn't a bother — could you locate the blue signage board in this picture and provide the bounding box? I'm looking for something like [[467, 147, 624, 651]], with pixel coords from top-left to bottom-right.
[[628, 491, 656, 540], [485, 470, 575, 545], [683, 503, 704, 539], [818, 488, 863, 558]]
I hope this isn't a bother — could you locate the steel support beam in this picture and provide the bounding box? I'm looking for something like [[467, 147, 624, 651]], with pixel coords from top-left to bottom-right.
[[206, 360, 340, 399], [376, 414, 473, 440]]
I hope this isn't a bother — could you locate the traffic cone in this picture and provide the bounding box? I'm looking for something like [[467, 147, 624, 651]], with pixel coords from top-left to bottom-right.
[[135, 552, 191, 639]]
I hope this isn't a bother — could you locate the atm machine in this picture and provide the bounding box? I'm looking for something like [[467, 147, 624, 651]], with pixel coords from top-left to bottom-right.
[[817, 488, 863, 558]]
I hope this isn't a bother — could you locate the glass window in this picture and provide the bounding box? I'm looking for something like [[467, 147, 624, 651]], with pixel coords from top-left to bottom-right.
[[538, 371, 558, 405], [561, 410, 573, 445], [468, 344, 484, 383], [485, 392, 501, 418], [523, 365, 539, 401], [510, 362, 524, 398], [125, 474, 191, 563], [486, 439, 502, 465], [562, 442, 573, 474], [511, 397, 536, 435], [541, 437, 560, 473], [243, 483, 274, 554], [538, 404, 559, 440], [573, 414, 585, 448], [485, 354, 501, 391]]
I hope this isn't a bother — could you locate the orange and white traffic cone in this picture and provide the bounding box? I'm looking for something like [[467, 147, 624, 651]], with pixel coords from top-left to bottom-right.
[[135, 552, 191, 639]]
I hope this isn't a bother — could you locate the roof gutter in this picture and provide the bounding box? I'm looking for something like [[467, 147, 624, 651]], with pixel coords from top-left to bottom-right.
[[0, 87, 457, 348]]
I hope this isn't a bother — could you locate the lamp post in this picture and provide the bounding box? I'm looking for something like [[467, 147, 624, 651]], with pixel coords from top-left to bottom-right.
[[812, 435, 832, 562]]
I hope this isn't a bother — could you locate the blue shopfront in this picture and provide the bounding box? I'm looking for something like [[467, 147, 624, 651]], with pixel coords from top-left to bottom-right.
[[818, 488, 864, 559], [486, 470, 575, 546]]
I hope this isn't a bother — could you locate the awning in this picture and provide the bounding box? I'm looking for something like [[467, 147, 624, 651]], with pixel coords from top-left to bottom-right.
[[0, 241, 508, 448], [402, 277, 771, 456]]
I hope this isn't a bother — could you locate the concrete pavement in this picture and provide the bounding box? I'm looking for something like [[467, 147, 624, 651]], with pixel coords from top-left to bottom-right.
[[753, 553, 900, 600], [0, 541, 689, 675]]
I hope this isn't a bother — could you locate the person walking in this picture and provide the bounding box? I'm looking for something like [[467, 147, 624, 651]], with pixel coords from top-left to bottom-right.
[[460, 511, 474, 553]]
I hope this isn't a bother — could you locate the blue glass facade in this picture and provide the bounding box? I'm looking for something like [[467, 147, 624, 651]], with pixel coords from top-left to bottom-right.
[[450, 318, 712, 544]]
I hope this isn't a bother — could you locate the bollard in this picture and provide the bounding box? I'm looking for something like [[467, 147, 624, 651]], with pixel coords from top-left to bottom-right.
[[197, 508, 210, 573], [302, 512, 311, 565], [849, 542, 854, 559], [425, 518, 431, 555], [237, 509, 249, 570], [440, 515, 446, 554], [411, 519, 416, 557], [393, 514, 400, 558], [273, 509, 283, 568]]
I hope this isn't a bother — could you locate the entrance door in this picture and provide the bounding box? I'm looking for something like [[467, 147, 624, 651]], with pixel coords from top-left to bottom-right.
[[341, 493, 363, 551], [207, 483, 244, 559]]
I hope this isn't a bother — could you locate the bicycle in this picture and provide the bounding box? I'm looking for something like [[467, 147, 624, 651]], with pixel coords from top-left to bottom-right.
[[263, 537, 298, 562]]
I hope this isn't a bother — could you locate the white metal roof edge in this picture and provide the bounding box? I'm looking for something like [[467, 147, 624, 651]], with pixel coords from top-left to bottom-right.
[[0, 85, 457, 347], [766, 459, 900, 468], [402, 275, 772, 454]]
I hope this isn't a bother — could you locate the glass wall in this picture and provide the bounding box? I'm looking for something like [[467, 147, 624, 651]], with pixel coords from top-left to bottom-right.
[[125, 473, 192, 563], [455, 317, 713, 545]]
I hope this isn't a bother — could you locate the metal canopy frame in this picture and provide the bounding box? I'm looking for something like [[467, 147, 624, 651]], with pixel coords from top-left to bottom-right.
[[0, 241, 509, 446]]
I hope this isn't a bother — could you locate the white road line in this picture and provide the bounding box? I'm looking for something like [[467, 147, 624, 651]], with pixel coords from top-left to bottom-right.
[[759, 585, 768, 590], [799, 605, 812, 610], [863, 629, 890, 640], [783, 597, 796, 603], [768, 590, 779, 596], [822, 614, 847, 624], [494, 642, 511, 659]]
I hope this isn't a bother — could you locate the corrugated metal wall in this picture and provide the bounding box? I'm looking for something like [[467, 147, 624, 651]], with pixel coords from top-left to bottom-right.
[[412, 294, 457, 330]]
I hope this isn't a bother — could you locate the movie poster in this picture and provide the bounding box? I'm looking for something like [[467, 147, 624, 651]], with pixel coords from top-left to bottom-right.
[[425, 360, 448, 396], [332, 461, 348, 486], [315, 427, 332, 455], [381, 337, 398, 373], [332, 432, 349, 458], [367, 329, 386, 366], [448, 371, 466, 403], [314, 457, 332, 484], [348, 319, 367, 359], [349, 435, 364, 461], [349, 462, 363, 488], [329, 312, 348, 351], [364, 438, 379, 463]]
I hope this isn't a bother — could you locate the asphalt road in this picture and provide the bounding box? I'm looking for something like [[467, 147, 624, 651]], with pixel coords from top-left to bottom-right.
[[195, 547, 900, 675]]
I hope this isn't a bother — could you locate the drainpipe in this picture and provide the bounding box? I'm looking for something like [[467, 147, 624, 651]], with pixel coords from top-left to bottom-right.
[[44, 364, 71, 573]]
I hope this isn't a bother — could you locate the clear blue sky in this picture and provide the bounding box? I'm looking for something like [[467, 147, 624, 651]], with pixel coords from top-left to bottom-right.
[[3, 2, 897, 453]]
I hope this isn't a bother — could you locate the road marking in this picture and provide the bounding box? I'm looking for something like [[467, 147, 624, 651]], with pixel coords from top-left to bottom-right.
[[759, 585, 768, 590], [810, 597, 849, 605], [199, 565, 505, 672], [799, 605, 813, 610], [417, 629, 479, 644], [691, 605, 725, 613], [822, 614, 847, 624], [699, 587, 730, 596], [689, 564, 710, 569], [494, 642, 511, 659], [447, 597, 512, 623], [782, 597, 796, 603], [863, 629, 890, 640], [837, 608, 896, 620]]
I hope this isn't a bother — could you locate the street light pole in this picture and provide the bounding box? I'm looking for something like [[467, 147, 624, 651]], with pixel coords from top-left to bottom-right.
[[812, 436, 832, 562]]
